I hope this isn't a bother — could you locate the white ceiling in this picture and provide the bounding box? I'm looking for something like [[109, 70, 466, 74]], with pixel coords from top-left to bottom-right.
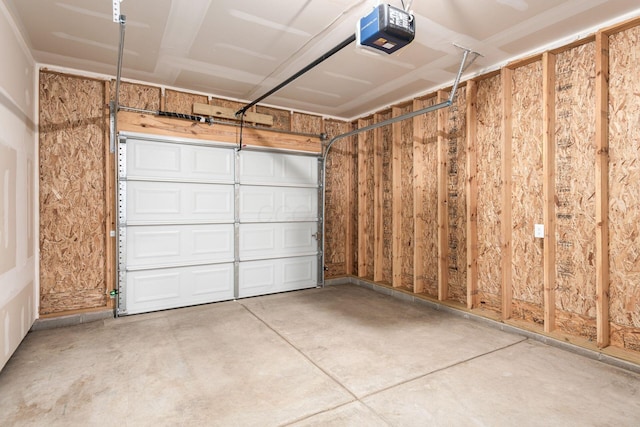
[[5, 0, 640, 119]]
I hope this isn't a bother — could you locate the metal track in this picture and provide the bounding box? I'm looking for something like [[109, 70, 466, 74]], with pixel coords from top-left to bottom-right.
[[117, 138, 128, 314]]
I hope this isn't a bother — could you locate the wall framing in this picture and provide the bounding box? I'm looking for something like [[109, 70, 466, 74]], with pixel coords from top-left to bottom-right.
[[36, 15, 640, 364]]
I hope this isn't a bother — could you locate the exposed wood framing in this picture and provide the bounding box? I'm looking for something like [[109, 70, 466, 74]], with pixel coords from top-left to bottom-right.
[[501, 67, 514, 320], [357, 119, 370, 277], [104, 80, 115, 310], [391, 107, 403, 287], [117, 111, 321, 153], [345, 131, 355, 276], [542, 52, 557, 333], [374, 114, 385, 282], [466, 80, 479, 309], [159, 87, 166, 111], [193, 103, 274, 126], [413, 99, 426, 294], [437, 91, 449, 301], [595, 31, 610, 348]]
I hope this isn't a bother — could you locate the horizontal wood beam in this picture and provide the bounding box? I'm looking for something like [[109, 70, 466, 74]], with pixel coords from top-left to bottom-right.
[[117, 111, 321, 153]]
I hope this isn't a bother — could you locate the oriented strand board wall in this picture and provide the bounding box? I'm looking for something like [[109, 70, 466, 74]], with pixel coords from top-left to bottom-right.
[[476, 75, 503, 312], [257, 106, 291, 131], [39, 71, 107, 314], [292, 112, 323, 134], [511, 61, 544, 324], [413, 96, 439, 297], [608, 25, 640, 351], [444, 87, 468, 304], [111, 81, 161, 111], [165, 89, 207, 115], [324, 119, 353, 277], [554, 43, 597, 340]]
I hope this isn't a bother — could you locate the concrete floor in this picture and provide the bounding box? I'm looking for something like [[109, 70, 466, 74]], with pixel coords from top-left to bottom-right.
[[1, 284, 640, 426]]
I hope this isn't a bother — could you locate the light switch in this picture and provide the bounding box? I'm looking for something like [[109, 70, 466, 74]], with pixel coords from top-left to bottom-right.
[[534, 224, 544, 238]]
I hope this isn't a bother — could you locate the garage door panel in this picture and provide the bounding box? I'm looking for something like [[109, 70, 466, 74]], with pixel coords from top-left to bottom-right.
[[239, 222, 317, 261], [239, 186, 317, 222], [125, 263, 234, 314], [126, 224, 234, 270], [239, 151, 317, 187], [127, 139, 234, 183], [119, 134, 321, 315], [238, 256, 317, 298], [282, 257, 316, 284], [126, 181, 234, 224]]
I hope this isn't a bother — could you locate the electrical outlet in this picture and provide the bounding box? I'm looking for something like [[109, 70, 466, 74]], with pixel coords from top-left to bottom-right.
[[534, 224, 544, 238]]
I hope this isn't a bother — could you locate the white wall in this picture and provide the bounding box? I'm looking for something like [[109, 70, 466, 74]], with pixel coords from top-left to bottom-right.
[[0, 0, 37, 371]]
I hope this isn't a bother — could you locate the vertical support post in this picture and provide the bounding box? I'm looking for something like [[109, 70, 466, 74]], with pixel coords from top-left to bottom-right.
[[543, 52, 557, 333], [345, 131, 355, 276], [595, 31, 610, 348], [413, 99, 426, 294], [501, 67, 514, 320], [374, 114, 385, 282], [357, 119, 370, 277], [104, 80, 116, 310], [392, 107, 403, 288], [437, 91, 449, 301], [466, 80, 479, 309]]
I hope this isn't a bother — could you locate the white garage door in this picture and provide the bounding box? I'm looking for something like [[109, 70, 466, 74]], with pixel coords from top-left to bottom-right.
[[117, 133, 320, 315], [238, 150, 319, 298]]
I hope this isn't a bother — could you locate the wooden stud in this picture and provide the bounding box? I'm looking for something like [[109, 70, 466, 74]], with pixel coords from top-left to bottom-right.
[[104, 80, 115, 310], [542, 52, 557, 333], [374, 114, 385, 282], [413, 99, 426, 294], [345, 130, 355, 276], [437, 90, 449, 301], [160, 87, 166, 111], [391, 107, 403, 287], [357, 119, 370, 277], [501, 67, 514, 320], [466, 80, 479, 309], [595, 31, 610, 348]]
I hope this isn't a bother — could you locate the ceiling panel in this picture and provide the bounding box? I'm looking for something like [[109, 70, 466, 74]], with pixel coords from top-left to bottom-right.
[[413, 0, 567, 41], [4, 0, 640, 119]]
